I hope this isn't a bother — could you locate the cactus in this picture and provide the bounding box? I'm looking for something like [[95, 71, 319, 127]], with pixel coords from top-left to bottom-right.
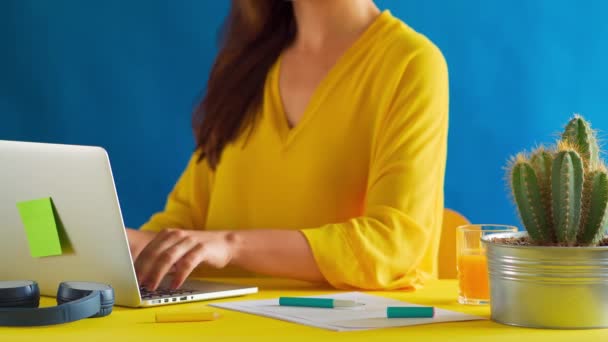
[[530, 147, 554, 239], [551, 147, 584, 245], [511, 157, 549, 241], [562, 115, 600, 169], [579, 169, 608, 244], [508, 116, 608, 246]]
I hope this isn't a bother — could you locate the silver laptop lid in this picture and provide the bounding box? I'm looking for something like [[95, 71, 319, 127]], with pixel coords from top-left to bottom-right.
[[0, 140, 142, 307]]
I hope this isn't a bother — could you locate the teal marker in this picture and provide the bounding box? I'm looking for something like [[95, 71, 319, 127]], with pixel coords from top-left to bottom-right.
[[387, 306, 435, 318], [279, 297, 360, 308]]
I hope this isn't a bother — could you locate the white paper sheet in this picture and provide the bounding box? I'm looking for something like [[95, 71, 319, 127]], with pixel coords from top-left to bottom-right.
[[210, 292, 485, 331]]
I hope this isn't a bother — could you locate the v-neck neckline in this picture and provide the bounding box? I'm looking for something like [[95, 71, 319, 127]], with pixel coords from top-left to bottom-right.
[[269, 10, 392, 148]]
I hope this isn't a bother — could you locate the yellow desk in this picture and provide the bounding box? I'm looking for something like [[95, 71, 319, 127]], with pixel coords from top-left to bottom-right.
[[2, 278, 607, 342]]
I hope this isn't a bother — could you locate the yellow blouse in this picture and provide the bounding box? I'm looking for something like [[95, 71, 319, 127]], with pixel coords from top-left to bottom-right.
[[141, 11, 449, 290]]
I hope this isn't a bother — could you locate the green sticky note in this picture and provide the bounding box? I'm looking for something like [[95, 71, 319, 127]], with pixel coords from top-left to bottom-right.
[[17, 197, 63, 257]]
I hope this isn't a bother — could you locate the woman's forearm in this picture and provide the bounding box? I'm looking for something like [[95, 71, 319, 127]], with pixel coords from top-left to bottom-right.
[[228, 229, 325, 283]]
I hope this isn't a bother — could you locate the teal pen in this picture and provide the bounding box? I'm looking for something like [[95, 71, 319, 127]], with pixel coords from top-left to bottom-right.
[[387, 306, 435, 318], [279, 297, 360, 308]]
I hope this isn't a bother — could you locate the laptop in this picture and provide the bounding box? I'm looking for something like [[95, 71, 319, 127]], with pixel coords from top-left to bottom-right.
[[0, 140, 257, 307]]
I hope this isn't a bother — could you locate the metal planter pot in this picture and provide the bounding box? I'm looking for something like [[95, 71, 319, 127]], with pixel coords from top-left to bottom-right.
[[482, 232, 608, 329]]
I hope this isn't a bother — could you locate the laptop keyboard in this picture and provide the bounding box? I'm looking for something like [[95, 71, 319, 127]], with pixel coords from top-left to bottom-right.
[[139, 286, 199, 300]]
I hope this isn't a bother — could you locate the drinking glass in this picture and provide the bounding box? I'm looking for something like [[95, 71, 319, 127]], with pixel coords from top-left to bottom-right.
[[457, 224, 517, 305]]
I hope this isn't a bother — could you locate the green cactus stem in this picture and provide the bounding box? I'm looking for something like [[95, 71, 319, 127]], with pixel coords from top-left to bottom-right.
[[579, 169, 608, 245], [530, 147, 554, 241], [511, 156, 549, 242], [552, 148, 584, 245], [562, 115, 600, 169]]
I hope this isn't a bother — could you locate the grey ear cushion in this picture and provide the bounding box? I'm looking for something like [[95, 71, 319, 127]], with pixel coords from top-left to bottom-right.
[[57, 295, 113, 318], [56, 282, 114, 319]]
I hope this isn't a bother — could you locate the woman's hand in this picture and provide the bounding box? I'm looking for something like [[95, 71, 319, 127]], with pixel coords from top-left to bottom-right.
[[133, 228, 236, 290], [126, 228, 157, 261]]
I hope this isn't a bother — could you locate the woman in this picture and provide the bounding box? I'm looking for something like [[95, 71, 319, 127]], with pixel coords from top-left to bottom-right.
[[128, 0, 448, 292]]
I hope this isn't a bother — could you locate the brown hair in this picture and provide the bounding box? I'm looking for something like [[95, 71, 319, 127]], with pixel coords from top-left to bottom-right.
[[193, 0, 296, 169]]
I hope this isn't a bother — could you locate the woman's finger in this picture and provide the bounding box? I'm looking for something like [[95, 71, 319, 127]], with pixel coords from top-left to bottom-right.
[[143, 235, 199, 291], [170, 243, 206, 289], [135, 229, 188, 286]]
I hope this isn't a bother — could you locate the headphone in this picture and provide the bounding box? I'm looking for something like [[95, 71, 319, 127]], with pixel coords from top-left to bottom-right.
[[0, 280, 114, 326]]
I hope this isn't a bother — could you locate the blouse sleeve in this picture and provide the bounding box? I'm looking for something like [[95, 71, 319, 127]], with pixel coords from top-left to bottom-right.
[[301, 45, 449, 290], [139, 151, 211, 232]]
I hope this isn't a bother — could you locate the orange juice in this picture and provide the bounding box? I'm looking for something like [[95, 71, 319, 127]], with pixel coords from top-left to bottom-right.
[[458, 253, 489, 301]]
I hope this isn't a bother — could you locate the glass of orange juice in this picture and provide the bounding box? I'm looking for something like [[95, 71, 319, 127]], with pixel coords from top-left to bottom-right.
[[457, 224, 517, 305]]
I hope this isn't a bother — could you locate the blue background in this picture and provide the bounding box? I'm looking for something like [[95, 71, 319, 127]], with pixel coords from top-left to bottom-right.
[[1, 0, 607, 229]]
